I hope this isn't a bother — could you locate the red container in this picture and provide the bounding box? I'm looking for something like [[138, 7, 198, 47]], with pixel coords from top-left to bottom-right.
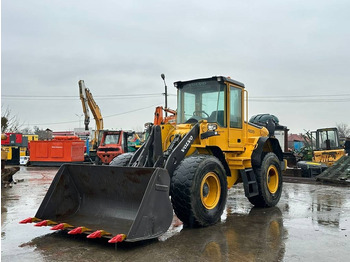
[[30, 136, 84, 166]]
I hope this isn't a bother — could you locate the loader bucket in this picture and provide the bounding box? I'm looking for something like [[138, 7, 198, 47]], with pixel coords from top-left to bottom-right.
[[33, 164, 173, 242]]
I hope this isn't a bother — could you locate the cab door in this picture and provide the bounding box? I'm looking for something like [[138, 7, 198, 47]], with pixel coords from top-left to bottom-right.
[[228, 85, 244, 150]]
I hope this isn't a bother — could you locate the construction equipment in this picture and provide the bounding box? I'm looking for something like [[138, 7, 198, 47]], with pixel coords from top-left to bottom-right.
[[297, 127, 345, 177], [153, 106, 177, 125], [1, 134, 9, 168], [1, 132, 29, 165], [311, 127, 345, 165], [78, 80, 104, 160], [21, 76, 284, 243], [96, 105, 174, 165], [96, 130, 140, 164], [1, 134, 20, 187]]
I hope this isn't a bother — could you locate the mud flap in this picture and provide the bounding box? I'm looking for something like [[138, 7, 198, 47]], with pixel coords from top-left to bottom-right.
[[34, 164, 173, 242]]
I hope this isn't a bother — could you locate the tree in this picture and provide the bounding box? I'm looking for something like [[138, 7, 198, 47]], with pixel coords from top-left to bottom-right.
[[1, 116, 8, 133], [336, 123, 350, 138], [33, 126, 53, 140], [21, 127, 33, 135], [1, 106, 22, 133]]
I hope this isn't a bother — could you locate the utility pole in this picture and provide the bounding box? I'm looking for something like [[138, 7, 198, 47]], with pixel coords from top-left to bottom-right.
[[75, 113, 83, 128], [161, 74, 168, 117]]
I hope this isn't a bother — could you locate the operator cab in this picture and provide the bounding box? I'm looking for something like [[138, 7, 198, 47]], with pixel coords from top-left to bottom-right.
[[174, 76, 244, 129], [314, 128, 341, 150]]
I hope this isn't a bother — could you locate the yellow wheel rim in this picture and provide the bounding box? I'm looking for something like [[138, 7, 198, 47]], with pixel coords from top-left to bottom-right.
[[267, 166, 279, 194], [200, 172, 221, 209]]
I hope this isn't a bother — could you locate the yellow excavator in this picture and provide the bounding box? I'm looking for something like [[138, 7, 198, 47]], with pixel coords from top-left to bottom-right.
[[78, 80, 104, 161], [21, 76, 284, 243]]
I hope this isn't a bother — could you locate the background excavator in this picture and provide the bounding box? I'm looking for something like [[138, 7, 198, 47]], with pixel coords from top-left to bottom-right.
[[80, 81, 176, 164], [22, 76, 285, 244], [78, 80, 104, 161]]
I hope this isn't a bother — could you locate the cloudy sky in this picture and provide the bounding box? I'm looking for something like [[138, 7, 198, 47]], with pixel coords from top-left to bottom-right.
[[2, 0, 349, 134]]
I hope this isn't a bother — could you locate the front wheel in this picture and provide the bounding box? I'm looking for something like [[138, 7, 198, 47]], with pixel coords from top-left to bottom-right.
[[249, 152, 283, 207], [170, 155, 227, 227], [109, 153, 134, 166]]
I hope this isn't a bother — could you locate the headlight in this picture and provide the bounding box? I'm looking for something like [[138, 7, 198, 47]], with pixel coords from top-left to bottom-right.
[[207, 123, 217, 131]]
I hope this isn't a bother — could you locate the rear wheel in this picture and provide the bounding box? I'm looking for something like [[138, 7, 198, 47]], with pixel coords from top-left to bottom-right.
[[109, 153, 134, 166], [170, 155, 227, 227], [249, 152, 282, 207]]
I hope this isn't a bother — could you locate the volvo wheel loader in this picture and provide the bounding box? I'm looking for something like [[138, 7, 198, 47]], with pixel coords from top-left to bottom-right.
[[21, 76, 284, 244]]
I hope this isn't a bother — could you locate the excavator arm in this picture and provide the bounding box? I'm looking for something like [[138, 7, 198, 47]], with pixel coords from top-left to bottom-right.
[[78, 80, 90, 131], [85, 89, 104, 132], [78, 80, 104, 147]]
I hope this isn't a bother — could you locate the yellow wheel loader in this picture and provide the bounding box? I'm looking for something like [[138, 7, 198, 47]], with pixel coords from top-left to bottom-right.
[[21, 76, 284, 243], [297, 127, 346, 177]]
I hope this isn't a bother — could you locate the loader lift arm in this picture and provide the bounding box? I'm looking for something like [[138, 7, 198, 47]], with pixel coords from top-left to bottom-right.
[[129, 123, 200, 175]]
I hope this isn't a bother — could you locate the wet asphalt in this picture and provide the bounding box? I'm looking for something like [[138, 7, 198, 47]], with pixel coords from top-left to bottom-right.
[[1, 166, 349, 262]]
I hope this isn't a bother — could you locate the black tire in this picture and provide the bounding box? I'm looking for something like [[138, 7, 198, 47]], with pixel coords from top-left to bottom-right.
[[94, 156, 102, 165], [249, 152, 283, 207], [170, 155, 227, 227], [109, 153, 134, 166]]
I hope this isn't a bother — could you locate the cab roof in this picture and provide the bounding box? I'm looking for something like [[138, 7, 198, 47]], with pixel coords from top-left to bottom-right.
[[174, 76, 245, 89]]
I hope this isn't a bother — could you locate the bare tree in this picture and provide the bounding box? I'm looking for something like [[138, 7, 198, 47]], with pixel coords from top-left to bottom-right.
[[1, 106, 22, 133], [336, 123, 350, 138], [33, 126, 53, 140], [21, 127, 33, 135]]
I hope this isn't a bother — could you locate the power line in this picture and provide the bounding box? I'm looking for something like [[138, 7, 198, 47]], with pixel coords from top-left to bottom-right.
[[27, 104, 159, 126], [2, 93, 163, 98], [104, 104, 160, 118], [2, 93, 167, 101], [2, 96, 162, 101], [3, 92, 349, 100]]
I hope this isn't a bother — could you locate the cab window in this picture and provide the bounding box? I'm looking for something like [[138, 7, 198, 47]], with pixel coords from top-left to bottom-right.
[[230, 86, 242, 128]]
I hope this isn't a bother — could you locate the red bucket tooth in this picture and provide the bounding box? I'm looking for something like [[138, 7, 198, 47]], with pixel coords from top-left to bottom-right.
[[20, 217, 39, 224], [51, 223, 74, 231], [87, 230, 102, 239], [108, 234, 126, 243], [34, 220, 57, 227], [68, 227, 83, 235], [51, 223, 64, 230], [35, 220, 48, 227], [68, 226, 91, 235]]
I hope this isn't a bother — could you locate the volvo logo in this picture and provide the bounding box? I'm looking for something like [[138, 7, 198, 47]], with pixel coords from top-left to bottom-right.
[[181, 136, 193, 153]]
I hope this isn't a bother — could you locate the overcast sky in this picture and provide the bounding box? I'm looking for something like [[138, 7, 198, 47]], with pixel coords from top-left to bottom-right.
[[2, 0, 349, 134]]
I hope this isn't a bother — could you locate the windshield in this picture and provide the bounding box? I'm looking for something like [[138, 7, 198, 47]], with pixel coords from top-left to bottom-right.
[[177, 80, 225, 125], [103, 134, 120, 145], [317, 129, 339, 150]]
